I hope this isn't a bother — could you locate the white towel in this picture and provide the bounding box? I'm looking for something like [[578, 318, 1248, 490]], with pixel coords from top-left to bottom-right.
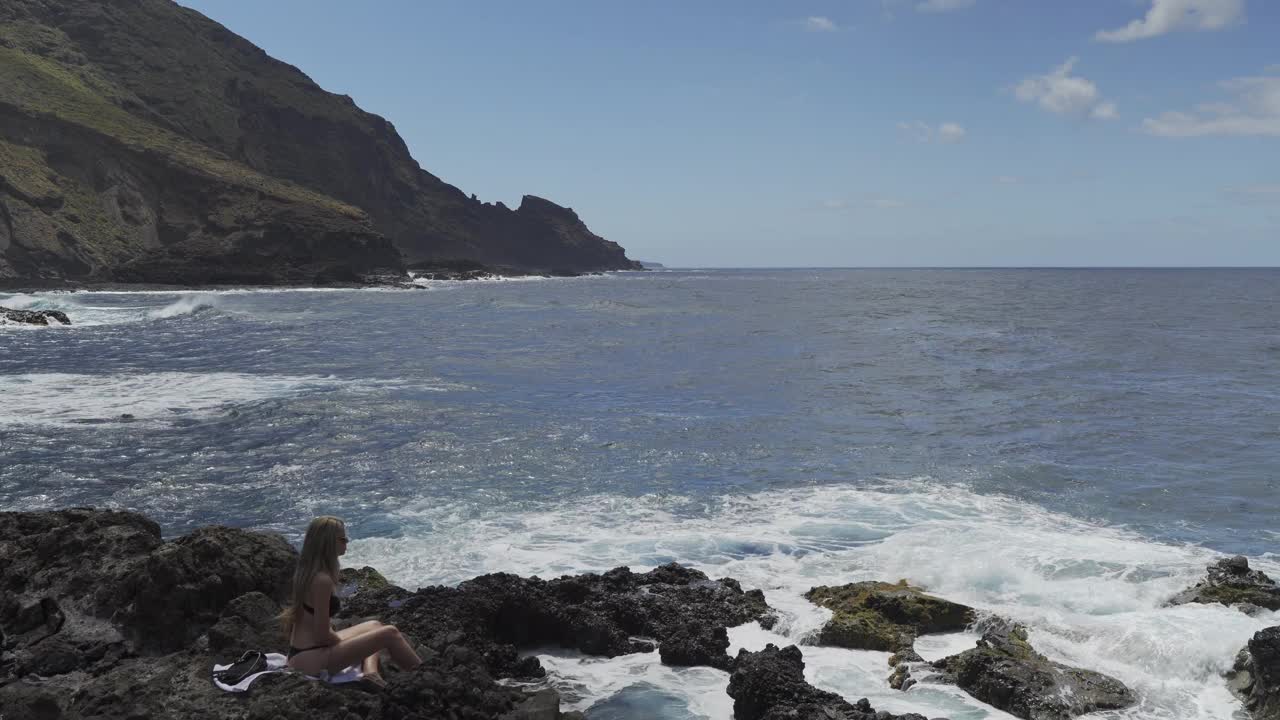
[[212, 652, 364, 692]]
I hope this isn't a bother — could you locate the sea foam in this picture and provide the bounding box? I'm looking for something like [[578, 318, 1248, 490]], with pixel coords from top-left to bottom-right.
[[343, 481, 1274, 719], [0, 372, 343, 426]]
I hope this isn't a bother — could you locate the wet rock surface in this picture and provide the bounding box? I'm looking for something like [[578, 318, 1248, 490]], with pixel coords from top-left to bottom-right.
[[0, 509, 767, 719], [728, 644, 940, 720], [1227, 625, 1280, 720], [340, 563, 777, 677], [1168, 556, 1280, 613], [931, 620, 1136, 720], [805, 580, 976, 653], [0, 306, 71, 324]]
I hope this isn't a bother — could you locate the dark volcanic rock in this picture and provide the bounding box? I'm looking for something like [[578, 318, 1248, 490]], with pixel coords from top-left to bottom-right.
[[931, 621, 1136, 720], [1227, 625, 1280, 720], [728, 644, 936, 720], [205, 591, 286, 659], [0, 509, 755, 719], [1168, 556, 1280, 613], [341, 563, 777, 677], [888, 647, 924, 691], [0, 306, 70, 324], [658, 621, 733, 670], [805, 580, 976, 652], [0, 509, 299, 693]]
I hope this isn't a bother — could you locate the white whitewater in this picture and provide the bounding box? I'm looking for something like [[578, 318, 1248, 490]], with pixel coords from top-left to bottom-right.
[[345, 481, 1276, 719], [0, 372, 343, 426]]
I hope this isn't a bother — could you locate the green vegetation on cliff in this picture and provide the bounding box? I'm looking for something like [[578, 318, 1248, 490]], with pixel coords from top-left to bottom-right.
[[0, 0, 636, 283]]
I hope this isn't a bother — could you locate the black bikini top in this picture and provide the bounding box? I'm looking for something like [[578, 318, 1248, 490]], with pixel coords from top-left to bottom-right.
[[302, 594, 340, 617]]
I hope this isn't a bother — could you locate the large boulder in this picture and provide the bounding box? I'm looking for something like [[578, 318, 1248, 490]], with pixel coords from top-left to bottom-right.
[[1168, 556, 1280, 613], [1227, 625, 1280, 720], [105, 524, 298, 652], [341, 562, 777, 676], [931, 621, 1136, 720], [727, 644, 939, 720], [804, 580, 975, 653], [0, 508, 296, 684], [204, 591, 286, 659]]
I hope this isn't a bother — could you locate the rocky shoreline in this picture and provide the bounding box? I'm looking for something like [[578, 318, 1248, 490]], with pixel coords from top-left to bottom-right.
[[2, 509, 1276, 719], [0, 264, 642, 326], [0, 261, 636, 295]]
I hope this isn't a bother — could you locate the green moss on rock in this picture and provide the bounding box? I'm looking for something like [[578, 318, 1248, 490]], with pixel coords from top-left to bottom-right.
[[804, 580, 975, 653]]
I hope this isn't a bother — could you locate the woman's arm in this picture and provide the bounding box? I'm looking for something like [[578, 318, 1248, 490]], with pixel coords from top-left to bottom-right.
[[310, 573, 342, 645]]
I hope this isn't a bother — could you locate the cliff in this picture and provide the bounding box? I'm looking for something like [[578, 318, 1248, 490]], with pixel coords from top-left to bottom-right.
[[0, 0, 639, 284]]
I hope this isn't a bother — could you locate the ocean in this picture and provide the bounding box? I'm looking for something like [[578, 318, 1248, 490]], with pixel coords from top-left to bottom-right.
[[2, 268, 1278, 719]]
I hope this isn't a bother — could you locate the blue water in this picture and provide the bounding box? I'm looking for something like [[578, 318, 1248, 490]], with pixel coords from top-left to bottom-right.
[[2, 269, 1278, 719]]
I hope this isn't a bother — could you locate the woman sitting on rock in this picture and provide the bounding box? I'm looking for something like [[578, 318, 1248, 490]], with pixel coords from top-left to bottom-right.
[[281, 516, 421, 685]]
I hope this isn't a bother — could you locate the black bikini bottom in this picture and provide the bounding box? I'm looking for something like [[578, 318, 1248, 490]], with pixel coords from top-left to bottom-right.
[[287, 644, 329, 659]]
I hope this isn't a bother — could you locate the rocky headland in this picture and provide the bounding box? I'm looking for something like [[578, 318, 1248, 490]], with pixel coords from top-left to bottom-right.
[[0, 0, 640, 286], [4, 508, 1276, 719]]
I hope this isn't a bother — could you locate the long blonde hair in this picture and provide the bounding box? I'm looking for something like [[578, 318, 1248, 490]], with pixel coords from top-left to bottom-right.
[[280, 516, 344, 636]]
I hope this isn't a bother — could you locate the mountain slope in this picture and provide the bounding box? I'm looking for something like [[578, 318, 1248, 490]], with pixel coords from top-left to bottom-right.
[[0, 0, 638, 283]]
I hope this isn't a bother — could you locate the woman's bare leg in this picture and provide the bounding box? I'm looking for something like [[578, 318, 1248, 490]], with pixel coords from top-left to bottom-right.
[[362, 650, 384, 686], [336, 620, 383, 640], [326, 625, 421, 675]]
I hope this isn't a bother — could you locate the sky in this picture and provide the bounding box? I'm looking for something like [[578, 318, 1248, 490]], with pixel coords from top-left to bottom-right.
[[178, 0, 1278, 267]]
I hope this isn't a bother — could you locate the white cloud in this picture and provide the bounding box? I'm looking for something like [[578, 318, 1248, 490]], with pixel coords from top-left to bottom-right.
[[803, 16, 839, 32], [917, 0, 976, 12], [1225, 185, 1280, 204], [1095, 0, 1244, 42], [897, 120, 967, 143], [1014, 57, 1117, 120], [937, 122, 967, 142], [1143, 70, 1280, 136]]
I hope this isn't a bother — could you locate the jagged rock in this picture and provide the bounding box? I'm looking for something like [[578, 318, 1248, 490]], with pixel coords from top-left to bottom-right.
[[804, 580, 975, 652], [889, 647, 925, 665], [728, 644, 937, 720], [1, 508, 296, 686], [0, 306, 71, 324], [887, 646, 924, 691], [1168, 556, 1280, 613], [341, 563, 777, 677], [103, 523, 298, 652], [340, 565, 395, 595], [205, 592, 285, 658], [889, 662, 917, 691], [1227, 625, 1280, 720], [0, 509, 762, 719], [931, 621, 1136, 720], [658, 621, 733, 670]]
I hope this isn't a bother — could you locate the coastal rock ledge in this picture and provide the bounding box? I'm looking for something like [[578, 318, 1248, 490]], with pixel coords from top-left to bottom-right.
[[728, 643, 944, 720], [804, 580, 976, 653], [1168, 556, 1280, 614], [930, 620, 1136, 720], [1227, 625, 1280, 720], [0, 508, 772, 719]]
